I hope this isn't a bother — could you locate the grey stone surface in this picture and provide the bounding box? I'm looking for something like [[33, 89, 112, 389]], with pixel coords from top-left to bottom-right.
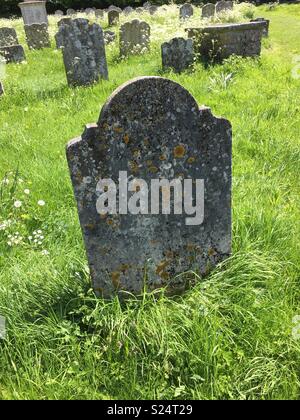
[[19, 1, 48, 26], [124, 6, 134, 15], [56, 18, 73, 48], [0, 45, 26, 63], [187, 22, 266, 63], [0, 81, 4, 96], [0, 28, 19, 47], [85, 8, 94, 15], [250, 17, 270, 37], [143, 1, 152, 9], [55, 18, 108, 87], [108, 5, 122, 13], [180, 3, 194, 20], [202, 3, 215, 18], [25, 23, 51, 50], [215, 0, 233, 14], [57, 17, 72, 28], [148, 6, 158, 15], [108, 10, 120, 26], [66, 9, 76, 16], [55, 10, 64, 16], [120, 19, 150, 57], [136, 7, 144, 14], [162, 37, 194, 73], [104, 30, 116, 45], [66, 76, 232, 298], [95, 9, 104, 19]]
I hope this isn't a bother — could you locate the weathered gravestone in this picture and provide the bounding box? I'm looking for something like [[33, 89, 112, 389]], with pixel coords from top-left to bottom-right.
[[162, 37, 194, 73], [55, 10, 64, 16], [124, 6, 134, 15], [85, 8, 94, 15], [67, 9, 76, 16], [104, 30, 116, 45], [180, 3, 194, 20], [187, 21, 266, 63], [136, 7, 144, 14], [55, 18, 108, 87], [202, 3, 215, 19], [108, 10, 120, 26], [0, 28, 25, 64], [66, 76, 232, 298], [0, 28, 19, 47], [56, 18, 73, 48], [57, 17, 72, 28], [25, 23, 51, 50], [215, 0, 233, 14], [108, 5, 122, 13], [19, 1, 48, 26], [120, 20, 150, 57], [143, 1, 152, 9], [148, 6, 158, 15], [250, 17, 270, 37], [95, 9, 104, 19]]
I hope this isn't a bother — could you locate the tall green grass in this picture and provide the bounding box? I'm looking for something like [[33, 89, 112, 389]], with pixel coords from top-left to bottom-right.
[[0, 4, 299, 400]]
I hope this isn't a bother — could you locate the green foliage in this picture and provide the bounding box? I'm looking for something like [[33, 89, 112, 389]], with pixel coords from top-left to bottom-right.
[[0, 4, 299, 400]]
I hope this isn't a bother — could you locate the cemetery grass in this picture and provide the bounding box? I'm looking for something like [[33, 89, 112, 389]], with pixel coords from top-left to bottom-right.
[[0, 4, 299, 400]]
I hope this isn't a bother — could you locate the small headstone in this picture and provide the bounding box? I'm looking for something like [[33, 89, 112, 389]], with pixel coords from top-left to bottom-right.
[[143, 1, 152, 9], [55, 18, 108, 87], [19, 1, 48, 26], [120, 19, 150, 57], [162, 37, 194, 73], [67, 9, 76, 16], [180, 3, 194, 20], [187, 21, 266, 63], [57, 18, 72, 28], [250, 17, 270, 37], [108, 5, 122, 13], [104, 30, 116, 45], [108, 10, 120, 26], [24, 23, 51, 50], [0, 28, 19, 47], [202, 3, 215, 19], [66, 76, 232, 298], [0, 45, 26, 64], [215, 1, 233, 14], [55, 10, 64, 16], [95, 9, 104, 19], [124, 6, 134, 15], [85, 8, 94, 15], [148, 6, 158, 15], [136, 7, 144, 14]]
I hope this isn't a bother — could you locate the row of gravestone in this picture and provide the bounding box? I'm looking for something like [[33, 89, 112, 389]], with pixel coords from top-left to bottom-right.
[[57, 3, 160, 18]]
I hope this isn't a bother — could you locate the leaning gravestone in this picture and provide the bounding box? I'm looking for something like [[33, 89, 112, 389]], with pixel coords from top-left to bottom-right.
[[24, 23, 51, 50], [162, 37, 194, 73], [180, 3, 194, 20], [202, 3, 215, 19], [55, 18, 108, 87], [0, 28, 26, 63], [108, 10, 120, 26], [187, 21, 266, 63], [66, 76, 232, 298], [120, 20, 150, 57]]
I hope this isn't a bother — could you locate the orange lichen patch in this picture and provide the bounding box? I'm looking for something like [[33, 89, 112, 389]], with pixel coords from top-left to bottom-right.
[[187, 157, 196, 164], [85, 223, 96, 231], [106, 218, 114, 225], [208, 248, 217, 256], [144, 139, 150, 146], [146, 160, 153, 166], [111, 271, 121, 289], [149, 166, 158, 173], [129, 161, 139, 174], [113, 126, 123, 133], [123, 134, 130, 144], [174, 144, 186, 158], [133, 150, 140, 158], [102, 123, 109, 130], [159, 154, 166, 161], [156, 260, 170, 277]]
